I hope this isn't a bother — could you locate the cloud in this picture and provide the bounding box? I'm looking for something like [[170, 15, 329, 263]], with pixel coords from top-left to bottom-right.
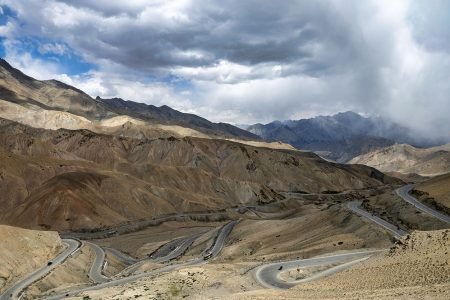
[[2, 39, 63, 79], [38, 43, 69, 56], [0, 0, 449, 141]]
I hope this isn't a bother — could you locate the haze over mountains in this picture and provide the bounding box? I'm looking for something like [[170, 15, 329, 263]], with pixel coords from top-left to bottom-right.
[[247, 112, 449, 162]]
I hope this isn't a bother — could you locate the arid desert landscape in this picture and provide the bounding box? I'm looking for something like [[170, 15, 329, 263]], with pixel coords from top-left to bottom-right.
[[1, 1, 450, 299]]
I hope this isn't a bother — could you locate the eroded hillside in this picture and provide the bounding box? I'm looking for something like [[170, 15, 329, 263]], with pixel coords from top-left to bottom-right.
[[0, 118, 398, 231], [350, 143, 450, 176]]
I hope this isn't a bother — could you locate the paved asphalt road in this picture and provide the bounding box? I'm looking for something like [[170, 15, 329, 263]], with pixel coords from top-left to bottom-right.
[[396, 184, 450, 224], [254, 250, 382, 289], [42, 220, 238, 300], [254, 196, 414, 291], [0, 239, 81, 300], [347, 201, 408, 238], [85, 242, 109, 284], [204, 220, 238, 258]]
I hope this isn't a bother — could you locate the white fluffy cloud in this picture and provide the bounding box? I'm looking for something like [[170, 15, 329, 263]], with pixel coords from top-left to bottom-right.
[[0, 0, 449, 140]]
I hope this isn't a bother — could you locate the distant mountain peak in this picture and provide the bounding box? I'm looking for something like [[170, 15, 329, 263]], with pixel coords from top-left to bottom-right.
[[246, 111, 444, 162], [0, 58, 36, 83]]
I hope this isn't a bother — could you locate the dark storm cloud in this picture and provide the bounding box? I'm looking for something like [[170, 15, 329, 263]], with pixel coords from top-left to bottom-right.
[[0, 0, 366, 76]]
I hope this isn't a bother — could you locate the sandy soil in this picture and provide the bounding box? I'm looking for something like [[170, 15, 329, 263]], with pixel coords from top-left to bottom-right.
[[74, 263, 260, 300], [0, 225, 63, 293], [279, 262, 347, 282]]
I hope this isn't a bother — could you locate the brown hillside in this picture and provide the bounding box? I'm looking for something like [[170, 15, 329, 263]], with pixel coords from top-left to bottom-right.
[[350, 143, 450, 176], [0, 118, 399, 231]]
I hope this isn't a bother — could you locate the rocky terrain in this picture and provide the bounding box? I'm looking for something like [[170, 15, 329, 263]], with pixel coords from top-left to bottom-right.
[[0, 60, 401, 232], [0, 60, 448, 300], [247, 111, 450, 162], [289, 229, 450, 298], [248, 111, 422, 162], [96, 97, 258, 139], [414, 173, 450, 214], [0, 225, 63, 293], [350, 143, 450, 176], [75, 229, 450, 300], [0, 59, 257, 140], [0, 117, 397, 231]]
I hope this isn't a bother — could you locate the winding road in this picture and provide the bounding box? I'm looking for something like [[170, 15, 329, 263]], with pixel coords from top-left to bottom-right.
[[347, 201, 407, 238], [12, 183, 446, 297], [115, 232, 203, 277], [85, 242, 109, 284], [254, 250, 382, 289], [396, 184, 450, 224], [0, 239, 81, 300], [42, 220, 238, 300], [253, 189, 416, 290]]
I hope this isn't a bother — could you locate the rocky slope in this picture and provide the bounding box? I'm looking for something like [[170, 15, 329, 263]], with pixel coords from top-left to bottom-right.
[[97, 97, 259, 139], [0, 118, 398, 231], [0, 225, 63, 293], [414, 173, 450, 212], [0, 59, 258, 139], [0, 60, 112, 119], [349, 143, 450, 176], [290, 229, 450, 298]]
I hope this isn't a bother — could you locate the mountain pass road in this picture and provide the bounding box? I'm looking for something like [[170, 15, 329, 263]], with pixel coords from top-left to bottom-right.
[[396, 185, 450, 224], [0, 239, 81, 300]]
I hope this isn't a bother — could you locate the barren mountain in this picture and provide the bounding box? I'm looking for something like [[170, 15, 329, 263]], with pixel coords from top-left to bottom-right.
[[349, 143, 450, 176], [0, 59, 258, 139], [0, 60, 113, 119], [97, 96, 259, 139], [247, 111, 449, 162], [247, 112, 402, 162], [0, 118, 398, 231]]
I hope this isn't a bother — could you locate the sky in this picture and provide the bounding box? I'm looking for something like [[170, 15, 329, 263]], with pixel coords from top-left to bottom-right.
[[0, 0, 449, 140]]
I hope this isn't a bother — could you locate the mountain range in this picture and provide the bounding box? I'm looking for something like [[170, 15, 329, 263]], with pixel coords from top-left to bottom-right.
[[0, 59, 258, 140], [247, 111, 448, 162], [0, 59, 397, 231], [0, 61, 448, 300]]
